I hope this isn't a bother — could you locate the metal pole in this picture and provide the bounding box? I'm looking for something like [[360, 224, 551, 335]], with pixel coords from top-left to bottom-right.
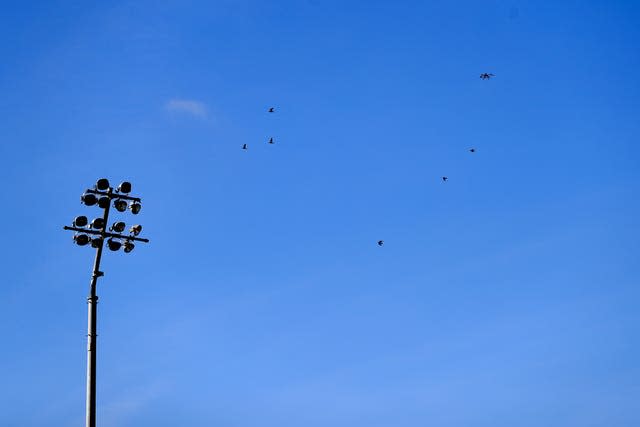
[[86, 189, 111, 427]]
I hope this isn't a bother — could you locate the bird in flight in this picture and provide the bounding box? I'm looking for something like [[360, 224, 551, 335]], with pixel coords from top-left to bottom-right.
[[377, 240, 384, 246], [480, 73, 495, 80], [268, 107, 275, 113], [268, 137, 274, 144], [442, 176, 448, 182], [469, 148, 476, 153], [242, 144, 248, 150]]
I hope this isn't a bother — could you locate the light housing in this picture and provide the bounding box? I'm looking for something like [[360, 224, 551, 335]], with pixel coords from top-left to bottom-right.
[[98, 197, 110, 209], [96, 178, 110, 191], [74, 234, 91, 246], [91, 237, 103, 248], [110, 221, 126, 233], [107, 238, 122, 251], [129, 224, 142, 236], [81, 193, 98, 206], [90, 218, 105, 229], [117, 181, 132, 194], [129, 201, 142, 215], [73, 216, 88, 227], [113, 199, 127, 212], [123, 241, 135, 253]]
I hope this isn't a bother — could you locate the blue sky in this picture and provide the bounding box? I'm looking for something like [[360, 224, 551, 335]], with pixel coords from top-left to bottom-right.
[[1, 0, 639, 425]]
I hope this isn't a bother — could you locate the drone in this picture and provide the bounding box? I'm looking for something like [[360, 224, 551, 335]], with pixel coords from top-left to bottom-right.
[[480, 73, 495, 80]]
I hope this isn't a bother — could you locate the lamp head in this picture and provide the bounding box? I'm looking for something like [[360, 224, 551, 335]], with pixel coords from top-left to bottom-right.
[[129, 201, 142, 215], [117, 181, 132, 194], [90, 237, 103, 248], [73, 234, 91, 246], [81, 193, 98, 206], [73, 216, 88, 227], [96, 178, 110, 191], [90, 218, 105, 229], [110, 221, 126, 233], [113, 199, 127, 212], [107, 238, 122, 251], [129, 224, 142, 236], [98, 196, 110, 209]]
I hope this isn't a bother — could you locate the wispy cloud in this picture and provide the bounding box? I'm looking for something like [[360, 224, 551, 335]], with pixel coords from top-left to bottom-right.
[[165, 99, 208, 118]]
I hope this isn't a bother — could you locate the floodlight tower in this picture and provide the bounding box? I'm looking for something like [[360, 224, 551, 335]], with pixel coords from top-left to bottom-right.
[[63, 178, 149, 427]]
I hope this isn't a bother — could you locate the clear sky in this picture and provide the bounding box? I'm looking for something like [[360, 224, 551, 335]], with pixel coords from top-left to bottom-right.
[[1, 1, 639, 426]]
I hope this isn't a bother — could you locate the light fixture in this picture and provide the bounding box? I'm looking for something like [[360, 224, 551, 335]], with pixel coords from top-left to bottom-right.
[[90, 218, 105, 229], [96, 178, 110, 191], [81, 193, 98, 206], [129, 224, 142, 236], [74, 234, 91, 246], [110, 221, 126, 233], [117, 181, 132, 194], [98, 196, 110, 209], [73, 216, 88, 227], [113, 199, 127, 212], [63, 177, 150, 427], [107, 238, 122, 251], [129, 201, 142, 215]]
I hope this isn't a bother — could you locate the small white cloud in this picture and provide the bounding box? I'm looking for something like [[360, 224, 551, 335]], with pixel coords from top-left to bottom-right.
[[165, 99, 208, 118]]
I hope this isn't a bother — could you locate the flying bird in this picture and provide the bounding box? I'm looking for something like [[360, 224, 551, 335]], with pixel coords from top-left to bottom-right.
[[480, 73, 495, 80], [469, 148, 476, 153], [377, 240, 384, 246], [242, 144, 248, 150], [442, 176, 448, 182], [268, 137, 274, 144], [268, 107, 275, 112]]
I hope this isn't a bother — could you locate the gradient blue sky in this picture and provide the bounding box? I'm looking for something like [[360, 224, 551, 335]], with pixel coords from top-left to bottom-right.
[[1, 1, 639, 426]]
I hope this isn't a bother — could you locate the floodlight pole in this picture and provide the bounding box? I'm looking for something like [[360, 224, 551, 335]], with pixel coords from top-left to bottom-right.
[[65, 180, 149, 427], [86, 188, 111, 427]]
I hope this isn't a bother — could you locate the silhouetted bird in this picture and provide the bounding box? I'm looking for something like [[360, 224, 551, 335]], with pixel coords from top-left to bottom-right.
[[268, 107, 275, 112], [469, 148, 476, 153], [242, 144, 247, 150], [378, 240, 384, 246], [268, 137, 274, 144], [442, 176, 448, 182], [480, 73, 495, 80]]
